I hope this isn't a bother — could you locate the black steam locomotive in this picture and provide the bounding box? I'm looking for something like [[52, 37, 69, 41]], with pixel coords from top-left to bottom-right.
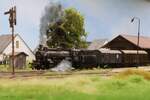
[[32, 45, 150, 70]]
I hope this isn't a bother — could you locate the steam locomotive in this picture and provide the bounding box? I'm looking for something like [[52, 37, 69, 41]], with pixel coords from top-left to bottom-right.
[[32, 45, 150, 70]]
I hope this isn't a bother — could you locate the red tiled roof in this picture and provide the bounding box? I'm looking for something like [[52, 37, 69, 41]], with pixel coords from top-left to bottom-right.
[[121, 34, 150, 49]]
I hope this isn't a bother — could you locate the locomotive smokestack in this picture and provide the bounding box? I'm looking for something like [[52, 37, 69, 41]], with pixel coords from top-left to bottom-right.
[[39, 2, 64, 46]]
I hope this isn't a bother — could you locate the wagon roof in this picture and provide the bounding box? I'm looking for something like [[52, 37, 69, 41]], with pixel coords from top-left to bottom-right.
[[98, 49, 122, 54], [121, 50, 147, 54]]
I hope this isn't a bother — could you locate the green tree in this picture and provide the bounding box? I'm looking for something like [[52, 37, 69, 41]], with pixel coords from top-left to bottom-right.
[[47, 8, 87, 49]]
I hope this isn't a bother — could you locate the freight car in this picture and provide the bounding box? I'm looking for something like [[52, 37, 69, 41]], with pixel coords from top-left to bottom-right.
[[98, 49, 122, 67], [121, 50, 149, 66], [32, 45, 150, 70], [70, 49, 149, 68], [72, 49, 100, 69]]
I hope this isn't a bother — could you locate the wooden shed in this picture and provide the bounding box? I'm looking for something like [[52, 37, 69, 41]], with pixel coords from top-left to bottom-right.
[[103, 34, 150, 65], [103, 34, 150, 51], [9, 52, 28, 69]]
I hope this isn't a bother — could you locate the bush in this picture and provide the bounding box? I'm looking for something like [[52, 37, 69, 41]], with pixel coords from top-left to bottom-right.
[[117, 69, 150, 80]]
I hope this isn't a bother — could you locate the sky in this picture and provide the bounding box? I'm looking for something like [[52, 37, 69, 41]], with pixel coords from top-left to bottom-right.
[[0, 0, 150, 50]]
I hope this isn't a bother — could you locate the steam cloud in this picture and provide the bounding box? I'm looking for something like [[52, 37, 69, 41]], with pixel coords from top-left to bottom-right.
[[39, 2, 64, 45]]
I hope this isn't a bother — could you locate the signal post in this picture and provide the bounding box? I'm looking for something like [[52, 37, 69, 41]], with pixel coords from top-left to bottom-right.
[[4, 6, 17, 75]]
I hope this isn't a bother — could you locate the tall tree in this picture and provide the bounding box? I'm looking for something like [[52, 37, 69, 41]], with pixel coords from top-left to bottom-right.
[[47, 7, 87, 48], [63, 8, 87, 48]]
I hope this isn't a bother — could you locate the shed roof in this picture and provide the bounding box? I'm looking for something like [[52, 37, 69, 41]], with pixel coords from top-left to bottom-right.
[[103, 34, 150, 50], [121, 34, 150, 49], [114, 34, 150, 49]]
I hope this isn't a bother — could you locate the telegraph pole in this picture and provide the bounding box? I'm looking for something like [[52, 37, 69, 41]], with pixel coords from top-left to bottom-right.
[[4, 6, 17, 75], [131, 17, 140, 68]]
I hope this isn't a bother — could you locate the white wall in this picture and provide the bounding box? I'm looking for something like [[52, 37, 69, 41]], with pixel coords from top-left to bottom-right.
[[0, 54, 3, 61], [3, 35, 35, 62]]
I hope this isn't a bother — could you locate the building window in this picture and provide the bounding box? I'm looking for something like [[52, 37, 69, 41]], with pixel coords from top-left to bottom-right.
[[16, 41, 19, 48]]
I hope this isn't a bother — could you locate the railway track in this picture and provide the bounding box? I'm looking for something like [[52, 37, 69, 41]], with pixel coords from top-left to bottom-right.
[[0, 70, 114, 79], [0, 67, 149, 79]]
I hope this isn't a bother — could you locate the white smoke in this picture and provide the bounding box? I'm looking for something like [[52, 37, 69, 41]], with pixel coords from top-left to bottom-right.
[[51, 59, 74, 72]]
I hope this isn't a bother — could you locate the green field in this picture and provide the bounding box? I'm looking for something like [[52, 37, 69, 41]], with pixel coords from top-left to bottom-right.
[[0, 69, 150, 100]]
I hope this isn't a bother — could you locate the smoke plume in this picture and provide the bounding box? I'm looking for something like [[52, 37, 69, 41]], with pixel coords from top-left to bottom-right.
[[40, 2, 64, 45]]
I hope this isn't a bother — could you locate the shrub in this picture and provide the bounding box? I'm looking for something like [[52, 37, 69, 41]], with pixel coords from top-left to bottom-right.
[[117, 69, 150, 80]]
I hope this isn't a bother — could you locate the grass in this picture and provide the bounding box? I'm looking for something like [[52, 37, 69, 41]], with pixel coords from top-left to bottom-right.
[[0, 64, 33, 72], [0, 69, 150, 100]]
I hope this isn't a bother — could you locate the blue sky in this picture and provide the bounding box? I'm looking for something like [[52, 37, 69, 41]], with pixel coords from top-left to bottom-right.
[[0, 0, 150, 50]]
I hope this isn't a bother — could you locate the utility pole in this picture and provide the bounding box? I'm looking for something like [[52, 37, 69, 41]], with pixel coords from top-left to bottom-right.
[[4, 6, 17, 75], [131, 17, 140, 68]]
